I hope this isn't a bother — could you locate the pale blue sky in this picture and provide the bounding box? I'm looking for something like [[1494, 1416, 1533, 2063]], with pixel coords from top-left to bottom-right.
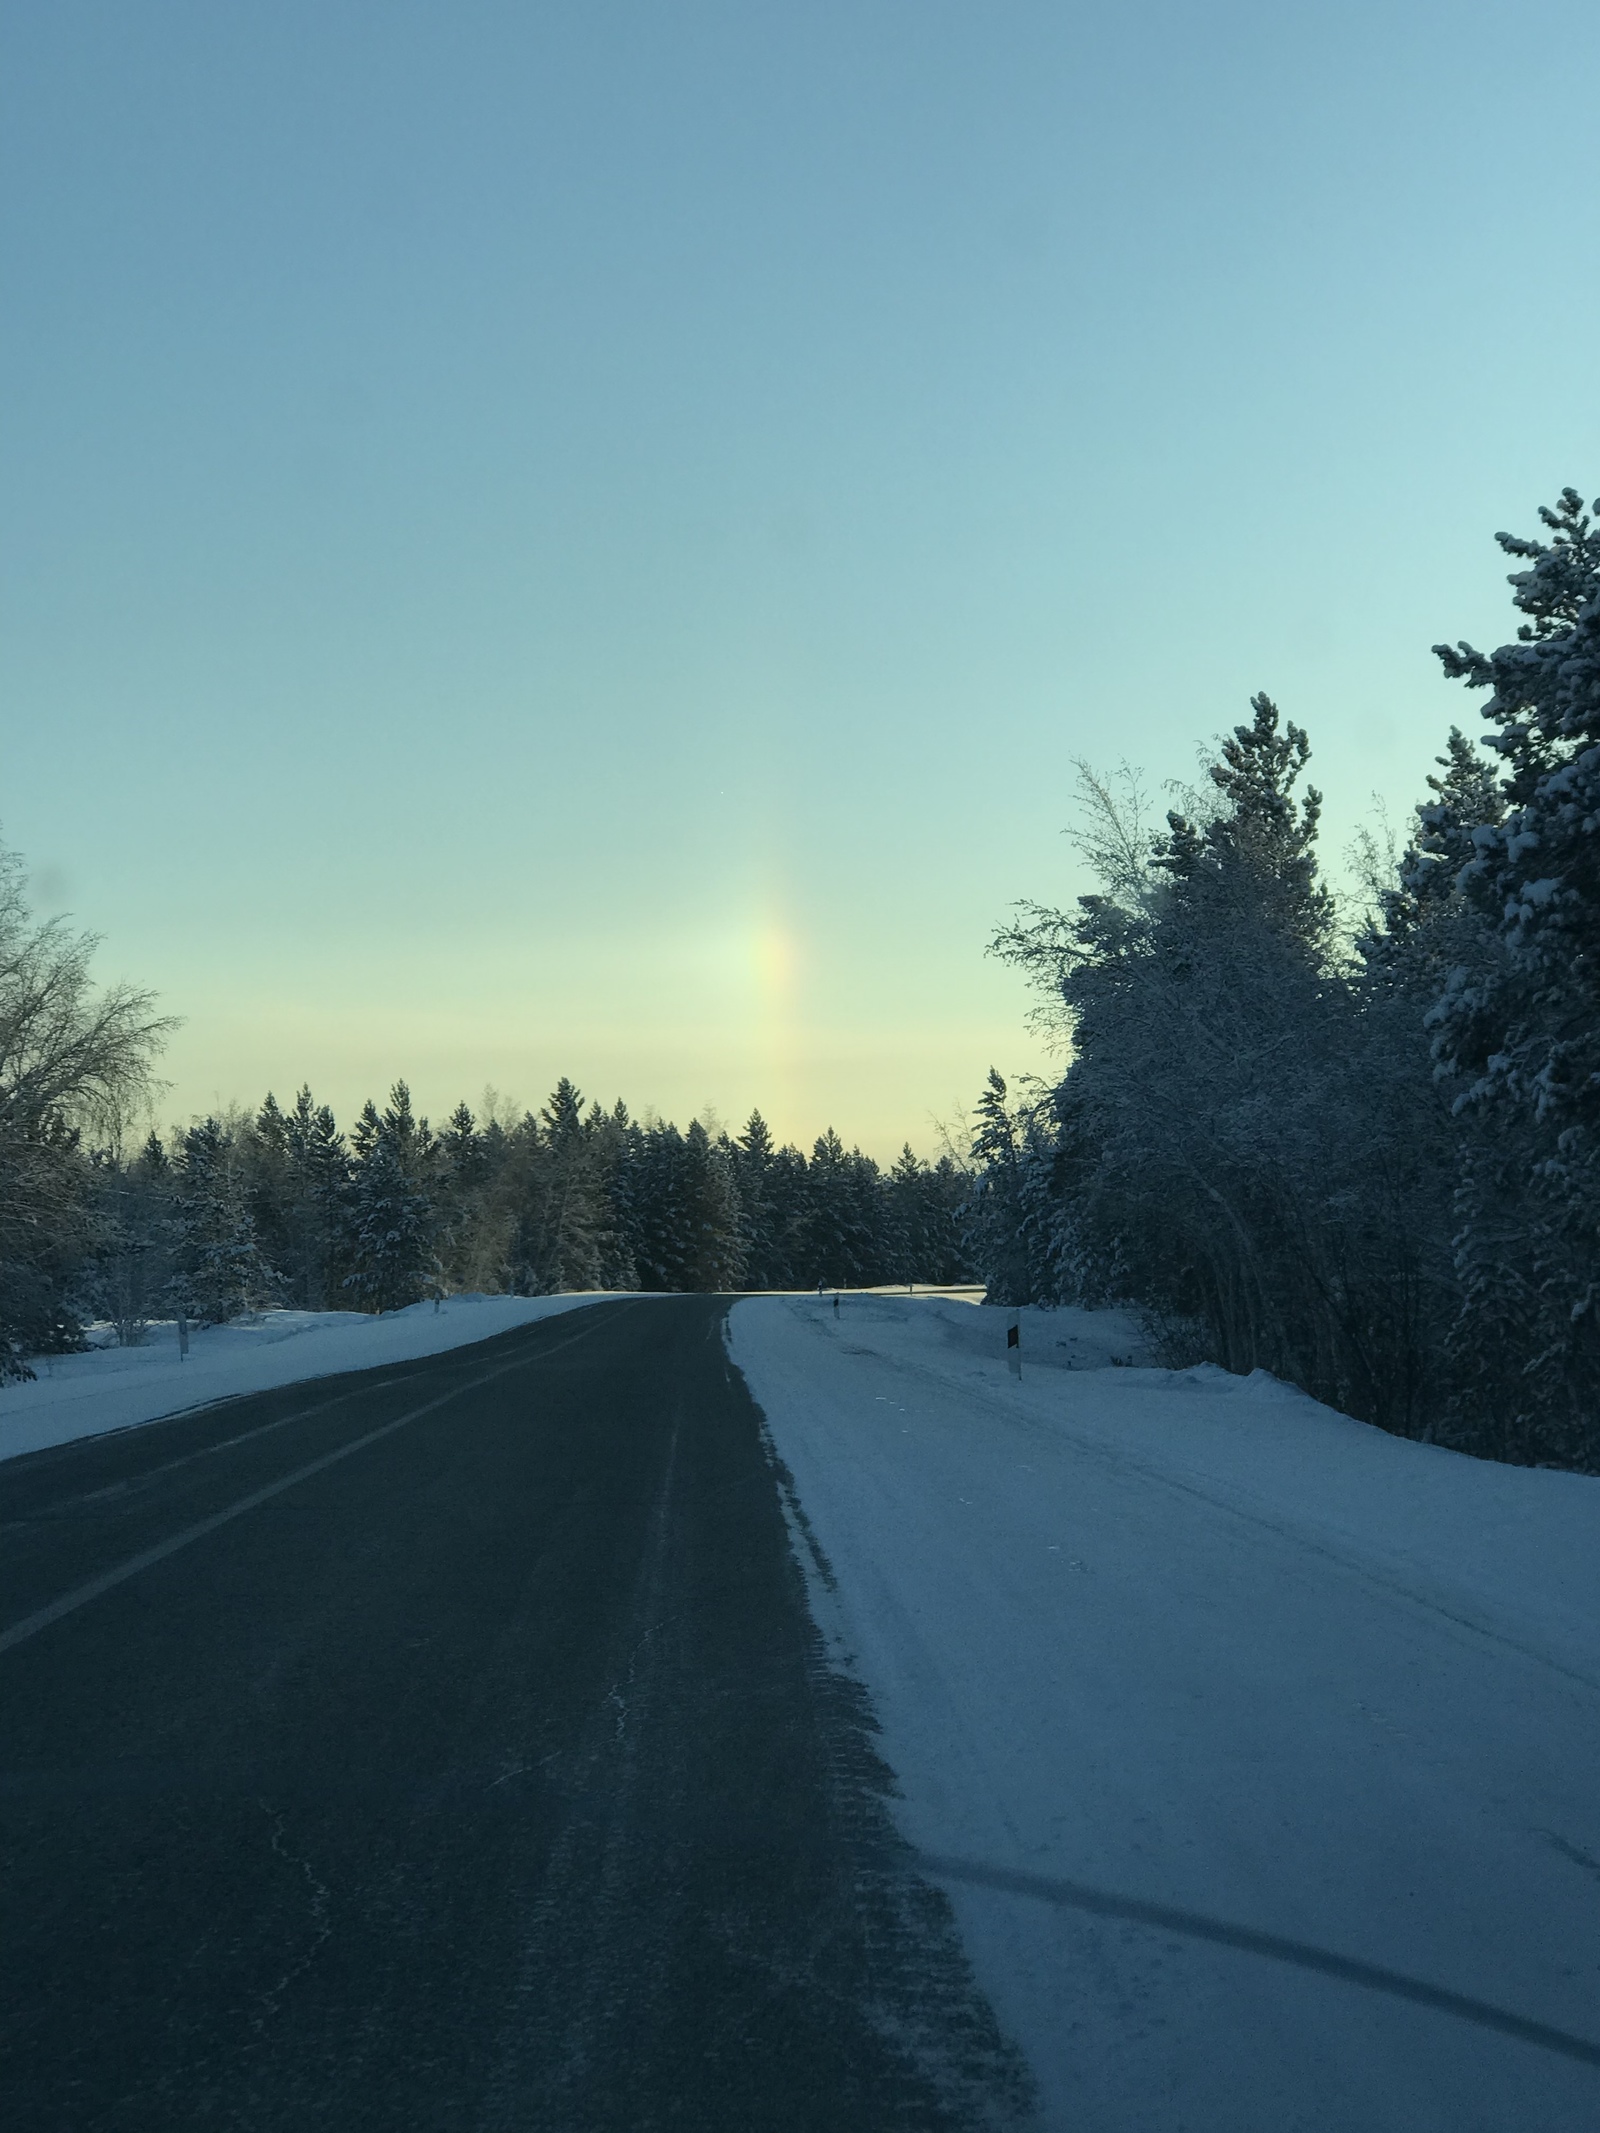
[[3, 1, 1596, 1152]]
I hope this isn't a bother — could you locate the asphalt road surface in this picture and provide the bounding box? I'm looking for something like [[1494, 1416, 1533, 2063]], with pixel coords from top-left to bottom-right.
[[1, 1298, 1034, 2132]]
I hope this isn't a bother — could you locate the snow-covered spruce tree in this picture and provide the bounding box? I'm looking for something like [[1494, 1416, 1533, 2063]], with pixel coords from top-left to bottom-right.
[[887, 1142, 976, 1288], [763, 1137, 814, 1287], [499, 1079, 612, 1293], [1178, 704, 1452, 1436], [536, 1078, 605, 1289], [626, 1119, 696, 1290], [238, 1088, 353, 1309], [921, 1154, 977, 1284], [434, 1099, 511, 1293], [993, 708, 1453, 1435], [169, 1116, 272, 1325], [800, 1128, 857, 1286], [885, 1144, 927, 1285], [1349, 730, 1506, 1448], [0, 837, 174, 1376], [799, 1129, 892, 1287], [962, 1071, 1050, 1305], [959, 1074, 1074, 1307], [681, 1119, 747, 1290], [237, 1093, 295, 1293], [576, 1109, 644, 1288], [1429, 487, 1600, 1466], [583, 1099, 640, 1291], [731, 1110, 783, 1286], [341, 1082, 438, 1313], [459, 1106, 519, 1292], [277, 1086, 352, 1308], [1365, 729, 1505, 992], [631, 1115, 744, 1291], [85, 1130, 174, 1345], [601, 1111, 640, 1287]]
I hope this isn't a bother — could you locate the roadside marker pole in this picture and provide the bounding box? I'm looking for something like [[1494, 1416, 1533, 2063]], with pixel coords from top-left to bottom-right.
[[1007, 1320, 1021, 1379]]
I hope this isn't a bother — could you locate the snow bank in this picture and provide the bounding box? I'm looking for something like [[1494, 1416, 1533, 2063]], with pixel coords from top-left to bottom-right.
[[731, 1293, 1600, 2133], [1, 1295, 618, 1464]]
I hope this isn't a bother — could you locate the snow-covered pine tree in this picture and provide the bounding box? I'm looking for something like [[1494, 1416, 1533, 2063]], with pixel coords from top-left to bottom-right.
[[499, 1109, 549, 1294], [963, 1071, 1035, 1304], [764, 1140, 810, 1288], [800, 1128, 884, 1288], [341, 1082, 438, 1313], [992, 709, 1450, 1435], [239, 1093, 296, 1290], [1370, 728, 1504, 980], [435, 1099, 509, 1292], [514, 1079, 606, 1291], [801, 1127, 849, 1286], [578, 1101, 643, 1292], [881, 1144, 975, 1289], [1344, 733, 1504, 1447], [682, 1119, 746, 1290], [584, 1099, 640, 1291], [279, 1086, 350, 1308], [885, 1144, 925, 1285], [1155, 693, 1335, 952], [731, 1110, 780, 1287], [923, 1154, 975, 1284], [87, 1129, 174, 1345], [1430, 487, 1600, 1465], [627, 1119, 696, 1291], [169, 1117, 271, 1325], [545, 1079, 595, 1288], [962, 1079, 1075, 1306]]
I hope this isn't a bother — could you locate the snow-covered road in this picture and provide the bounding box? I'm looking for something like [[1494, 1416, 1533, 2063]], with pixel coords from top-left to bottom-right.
[[731, 1293, 1600, 2133]]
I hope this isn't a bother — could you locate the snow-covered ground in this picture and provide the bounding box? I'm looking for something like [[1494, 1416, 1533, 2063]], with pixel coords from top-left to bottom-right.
[[0, 1295, 616, 1464], [731, 1293, 1600, 2133]]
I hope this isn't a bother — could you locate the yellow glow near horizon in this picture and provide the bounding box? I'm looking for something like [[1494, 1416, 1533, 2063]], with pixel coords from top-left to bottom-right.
[[749, 916, 802, 1136], [6, 8, 1594, 1175], [131, 884, 1051, 1161]]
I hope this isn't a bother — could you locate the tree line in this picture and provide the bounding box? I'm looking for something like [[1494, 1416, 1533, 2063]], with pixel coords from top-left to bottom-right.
[[0, 899, 973, 1377], [10, 484, 1596, 1474], [965, 487, 1600, 1472]]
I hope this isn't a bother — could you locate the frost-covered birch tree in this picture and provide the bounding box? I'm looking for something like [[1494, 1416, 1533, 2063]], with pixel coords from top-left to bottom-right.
[[0, 839, 175, 1376]]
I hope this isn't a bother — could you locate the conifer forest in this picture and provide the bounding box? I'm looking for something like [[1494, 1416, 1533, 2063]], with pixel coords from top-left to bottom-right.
[[5, 489, 1599, 1473]]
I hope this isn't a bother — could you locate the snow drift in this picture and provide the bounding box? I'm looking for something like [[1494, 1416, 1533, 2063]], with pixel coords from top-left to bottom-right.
[[0, 1295, 617, 1464], [731, 1292, 1600, 2133]]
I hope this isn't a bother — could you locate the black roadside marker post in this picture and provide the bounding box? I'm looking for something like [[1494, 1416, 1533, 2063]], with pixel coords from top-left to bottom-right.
[[1007, 1319, 1021, 1379]]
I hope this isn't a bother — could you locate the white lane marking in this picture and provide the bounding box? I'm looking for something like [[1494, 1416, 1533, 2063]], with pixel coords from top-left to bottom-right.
[[33, 1377, 416, 1516], [0, 1313, 623, 1659]]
